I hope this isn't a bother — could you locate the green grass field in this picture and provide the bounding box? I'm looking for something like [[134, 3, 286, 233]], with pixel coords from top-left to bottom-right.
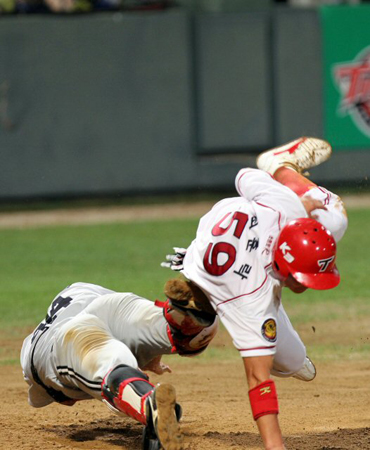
[[0, 207, 369, 365]]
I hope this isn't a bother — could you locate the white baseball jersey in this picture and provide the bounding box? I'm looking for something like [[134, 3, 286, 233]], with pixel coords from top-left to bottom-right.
[[182, 168, 345, 363], [21, 282, 173, 408]]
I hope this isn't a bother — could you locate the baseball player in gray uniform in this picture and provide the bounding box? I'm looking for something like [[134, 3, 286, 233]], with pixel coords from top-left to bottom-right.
[[21, 280, 219, 450], [163, 137, 348, 450]]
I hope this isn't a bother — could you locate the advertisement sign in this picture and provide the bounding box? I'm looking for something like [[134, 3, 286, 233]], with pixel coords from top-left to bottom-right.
[[321, 6, 370, 149]]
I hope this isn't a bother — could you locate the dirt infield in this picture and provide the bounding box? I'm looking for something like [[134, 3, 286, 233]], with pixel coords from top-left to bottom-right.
[[1, 327, 370, 450]]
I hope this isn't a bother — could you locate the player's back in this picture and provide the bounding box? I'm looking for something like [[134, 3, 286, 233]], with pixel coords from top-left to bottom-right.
[[183, 196, 281, 306], [29, 282, 115, 346]]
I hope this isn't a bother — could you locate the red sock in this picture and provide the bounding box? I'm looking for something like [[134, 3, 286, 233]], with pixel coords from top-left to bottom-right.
[[273, 167, 317, 197]]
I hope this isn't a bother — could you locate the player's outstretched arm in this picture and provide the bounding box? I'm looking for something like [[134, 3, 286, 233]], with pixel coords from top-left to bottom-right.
[[243, 356, 286, 450]]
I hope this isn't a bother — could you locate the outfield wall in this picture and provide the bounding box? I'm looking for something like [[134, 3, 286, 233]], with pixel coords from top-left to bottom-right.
[[0, 7, 369, 200]]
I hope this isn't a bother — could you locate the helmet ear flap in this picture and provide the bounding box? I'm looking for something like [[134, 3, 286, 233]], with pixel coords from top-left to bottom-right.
[[273, 261, 280, 274]]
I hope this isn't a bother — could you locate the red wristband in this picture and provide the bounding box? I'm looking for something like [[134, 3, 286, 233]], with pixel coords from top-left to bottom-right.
[[248, 379, 279, 420]]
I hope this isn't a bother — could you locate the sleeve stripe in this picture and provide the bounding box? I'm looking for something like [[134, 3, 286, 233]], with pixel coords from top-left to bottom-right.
[[238, 345, 276, 352]]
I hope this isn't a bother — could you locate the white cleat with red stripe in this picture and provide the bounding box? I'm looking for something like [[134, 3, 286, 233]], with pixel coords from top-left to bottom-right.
[[256, 137, 332, 176]]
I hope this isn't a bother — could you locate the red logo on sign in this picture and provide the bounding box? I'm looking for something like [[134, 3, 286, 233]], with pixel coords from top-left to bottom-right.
[[334, 47, 370, 137]]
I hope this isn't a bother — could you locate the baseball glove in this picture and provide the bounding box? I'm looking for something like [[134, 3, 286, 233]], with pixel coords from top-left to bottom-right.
[[164, 277, 216, 327]]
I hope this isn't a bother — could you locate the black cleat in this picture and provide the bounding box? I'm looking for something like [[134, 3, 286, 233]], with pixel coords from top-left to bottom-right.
[[142, 383, 184, 450]]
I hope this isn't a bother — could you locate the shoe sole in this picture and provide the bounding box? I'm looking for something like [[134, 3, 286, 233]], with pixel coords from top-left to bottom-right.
[[155, 384, 184, 450], [256, 137, 332, 173]]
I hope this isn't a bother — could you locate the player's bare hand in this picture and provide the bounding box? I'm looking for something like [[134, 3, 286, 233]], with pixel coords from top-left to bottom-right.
[[141, 356, 172, 375], [301, 196, 327, 218], [151, 361, 172, 375]]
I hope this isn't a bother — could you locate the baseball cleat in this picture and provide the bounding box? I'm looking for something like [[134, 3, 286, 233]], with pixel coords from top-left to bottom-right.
[[142, 383, 184, 450], [293, 356, 317, 382], [256, 137, 332, 176]]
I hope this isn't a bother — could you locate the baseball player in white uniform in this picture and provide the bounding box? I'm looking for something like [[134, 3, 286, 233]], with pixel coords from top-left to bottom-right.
[[21, 281, 219, 450], [163, 137, 348, 450]]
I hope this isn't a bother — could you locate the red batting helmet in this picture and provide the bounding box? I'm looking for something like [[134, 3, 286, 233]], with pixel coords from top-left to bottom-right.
[[272, 218, 340, 290]]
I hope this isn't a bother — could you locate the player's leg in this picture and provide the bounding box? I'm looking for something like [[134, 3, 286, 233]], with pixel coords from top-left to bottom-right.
[[53, 313, 140, 400], [53, 314, 184, 449], [256, 137, 348, 241], [272, 166, 317, 197], [256, 137, 332, 177], [272, 304, 316, 382], [102, 365, 183, 450]]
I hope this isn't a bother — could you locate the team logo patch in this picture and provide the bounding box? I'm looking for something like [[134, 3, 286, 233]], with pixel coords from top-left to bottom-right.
[[261, 318, 277, 343], [334, 46, 370, 137]]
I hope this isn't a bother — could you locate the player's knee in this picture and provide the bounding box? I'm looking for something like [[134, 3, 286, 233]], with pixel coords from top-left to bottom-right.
[[273, 340, 306, 376], [273, 353, 306, 377], [289, 354, 306, 375], [104, 342, 139, 371]]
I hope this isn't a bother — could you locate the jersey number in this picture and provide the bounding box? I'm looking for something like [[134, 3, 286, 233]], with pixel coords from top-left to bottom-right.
[[204, 212, 249, 276], [31, 296, 73, 343]]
